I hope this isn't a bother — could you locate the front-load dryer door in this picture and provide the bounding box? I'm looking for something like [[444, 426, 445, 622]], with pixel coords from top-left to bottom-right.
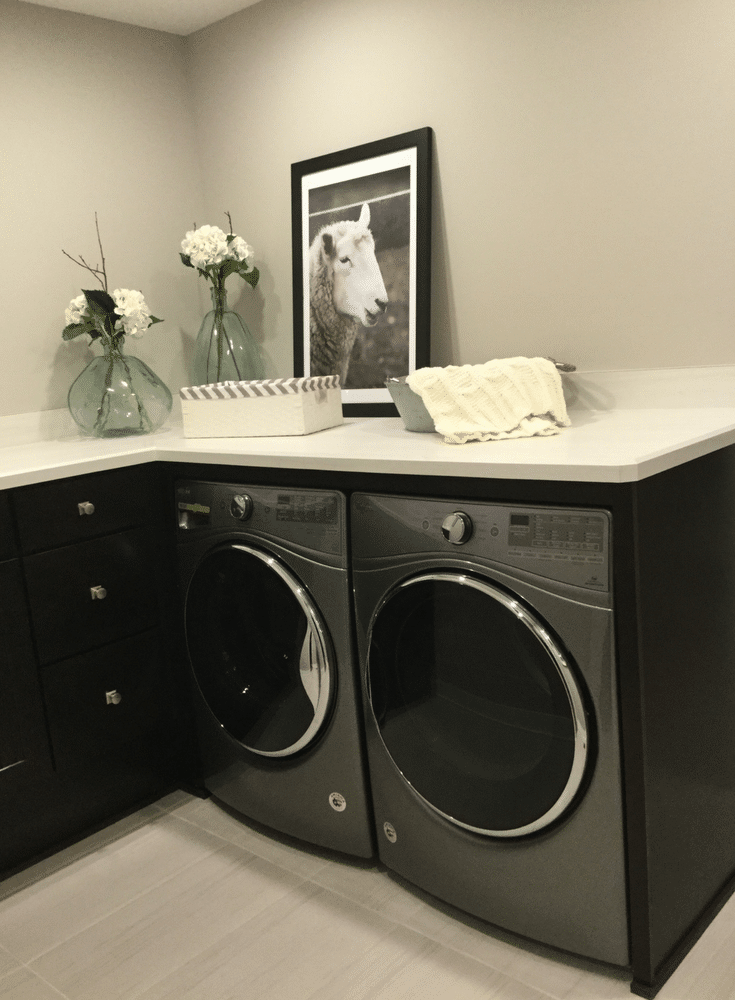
[[367, 571, 589, 836], [185, 543, 333, 757]]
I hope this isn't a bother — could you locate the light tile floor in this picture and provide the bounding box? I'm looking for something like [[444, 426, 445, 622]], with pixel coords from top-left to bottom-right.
[[0, 791, 733, 999]]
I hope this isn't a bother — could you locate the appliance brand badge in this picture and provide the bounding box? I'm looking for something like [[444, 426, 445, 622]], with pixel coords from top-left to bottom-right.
[[177, 502, 210, 515]]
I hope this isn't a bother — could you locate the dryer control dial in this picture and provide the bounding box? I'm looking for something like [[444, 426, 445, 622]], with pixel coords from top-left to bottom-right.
[[230, 494, 253, 521], [441, 511, 473, 545]]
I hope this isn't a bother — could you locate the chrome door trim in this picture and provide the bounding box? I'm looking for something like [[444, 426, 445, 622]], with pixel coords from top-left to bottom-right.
[[367, 570, 589, 837], [188, 542, 333, 758]]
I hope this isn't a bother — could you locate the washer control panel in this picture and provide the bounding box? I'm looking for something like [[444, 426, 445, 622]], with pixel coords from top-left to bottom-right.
[[176, 481, 344, 558]]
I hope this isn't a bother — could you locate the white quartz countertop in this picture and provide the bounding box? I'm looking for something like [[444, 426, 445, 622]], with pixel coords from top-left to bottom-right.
[[3, 366, 735, 489]]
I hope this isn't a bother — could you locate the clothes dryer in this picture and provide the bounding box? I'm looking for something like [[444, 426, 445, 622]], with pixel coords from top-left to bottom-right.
[[351, 492, 628, 963], [177, 480, 373, 857]]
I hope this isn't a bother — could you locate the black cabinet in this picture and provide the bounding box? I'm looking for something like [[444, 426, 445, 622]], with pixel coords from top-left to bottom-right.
[[0, 465, 194, 876], [0, 558, 52, 784], [25, 527, 160, 665], [13, 465, 156, 554], [0, 493, 17, 562], [42, 631, 179, 778]]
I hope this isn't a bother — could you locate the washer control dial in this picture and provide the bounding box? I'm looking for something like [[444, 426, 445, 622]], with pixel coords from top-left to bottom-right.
[[441, 511, 473, 545], [230, 494, 253, 521]]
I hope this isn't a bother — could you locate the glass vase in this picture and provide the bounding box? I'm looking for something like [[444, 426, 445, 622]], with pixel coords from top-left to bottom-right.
[[67, 338, 173, 437], [191, 286, 264, 386]]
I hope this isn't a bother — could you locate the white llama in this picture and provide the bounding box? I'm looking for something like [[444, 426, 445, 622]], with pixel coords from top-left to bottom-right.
[[309, 202, 388, 385]]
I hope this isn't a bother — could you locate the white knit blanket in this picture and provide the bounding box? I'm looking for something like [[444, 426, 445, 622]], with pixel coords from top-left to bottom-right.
[[406, 357, 570, 444]]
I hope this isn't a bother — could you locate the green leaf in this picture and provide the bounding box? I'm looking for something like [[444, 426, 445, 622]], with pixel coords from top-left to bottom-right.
[[83, 288, 116, 315], [149, 316, 164, 326], [219, 259, 240, 281], [241, 265, 259, 289], [62, 322, 93, 341], [180, 253, 195, 268], [218, 261, 259, 288]]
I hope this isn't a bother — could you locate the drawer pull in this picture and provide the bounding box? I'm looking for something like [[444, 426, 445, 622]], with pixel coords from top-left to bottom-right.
[[90, 585, 107, 601], [78, 502, 95, 516], [105, 690, 122, 706]]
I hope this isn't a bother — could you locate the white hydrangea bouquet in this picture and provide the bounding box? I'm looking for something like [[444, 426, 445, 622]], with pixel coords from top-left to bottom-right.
[[62, 216, 162, 346], [179, 212, 259, 291], [61, 216, 171, 438], [180, 213, 264, 385]]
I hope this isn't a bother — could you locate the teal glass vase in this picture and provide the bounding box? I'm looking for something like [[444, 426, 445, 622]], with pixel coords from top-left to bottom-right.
[[191, 286, 264, 386], [67, 338, 173, 437]]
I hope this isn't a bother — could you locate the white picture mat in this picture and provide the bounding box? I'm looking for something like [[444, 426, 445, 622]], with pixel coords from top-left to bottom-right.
[[301, 147, 418, 403]]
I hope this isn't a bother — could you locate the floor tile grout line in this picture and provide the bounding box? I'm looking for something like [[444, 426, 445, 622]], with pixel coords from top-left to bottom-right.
[[299, 919, 443, 1000], [22, 964, 71, 999], [167, 804, 335, 876], [0, 810, 162, 906], [0, 799, 629, 1000], [10, 829, 264, 966], [279, 859, 602, 998], [174, 805, 557, 990], [0, 957, 72, 998], [0, 793, 196, 907], [30, 866, 334, 1000]]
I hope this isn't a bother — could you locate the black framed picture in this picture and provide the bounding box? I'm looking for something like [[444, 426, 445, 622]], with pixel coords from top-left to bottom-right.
[[291, 127, 432, 417]]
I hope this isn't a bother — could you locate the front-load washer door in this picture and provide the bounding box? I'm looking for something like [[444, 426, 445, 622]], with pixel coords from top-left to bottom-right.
[[185, 543, 333, 757], [367, 571, 590, 837]]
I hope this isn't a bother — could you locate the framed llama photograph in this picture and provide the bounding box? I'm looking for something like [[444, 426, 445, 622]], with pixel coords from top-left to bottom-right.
[[291, 127, 432, 417]]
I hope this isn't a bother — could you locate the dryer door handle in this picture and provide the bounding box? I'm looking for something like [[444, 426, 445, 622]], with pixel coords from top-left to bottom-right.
[[299, 626, 325, 713]]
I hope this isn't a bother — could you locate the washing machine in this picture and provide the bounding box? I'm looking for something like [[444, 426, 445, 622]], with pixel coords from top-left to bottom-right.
[[351, 492, 629, 964], [176, 480, 373, 858]]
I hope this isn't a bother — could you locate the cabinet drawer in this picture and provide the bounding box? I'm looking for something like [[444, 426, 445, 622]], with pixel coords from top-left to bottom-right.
[[24, 527, 159, 664], [13, 466, 159, 554], [41, 631, 175, 775]]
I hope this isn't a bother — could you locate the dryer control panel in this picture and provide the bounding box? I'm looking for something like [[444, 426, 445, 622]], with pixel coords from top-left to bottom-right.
[[351, 494, 611, 593], [507, 510, 606, 559]]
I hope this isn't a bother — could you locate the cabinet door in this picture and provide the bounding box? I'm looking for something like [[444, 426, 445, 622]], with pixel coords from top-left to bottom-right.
[[13, 465, 161, 554], [0, 559, 52, 782], [41, 630, 181, 779], [24, 527, 159, 664], [0, 493, 17, 562]]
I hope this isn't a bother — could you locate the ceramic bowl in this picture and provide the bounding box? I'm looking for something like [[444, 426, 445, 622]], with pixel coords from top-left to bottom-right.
[[385, 377, 436, 432]]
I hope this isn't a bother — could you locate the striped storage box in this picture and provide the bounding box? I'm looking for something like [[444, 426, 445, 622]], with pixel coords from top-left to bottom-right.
[[179, 376, 343, 438]]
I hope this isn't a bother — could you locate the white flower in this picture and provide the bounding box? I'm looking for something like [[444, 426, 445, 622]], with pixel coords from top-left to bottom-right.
[[181, 225, 230, 270], [112, 288, 152, 337], [181, 224, 255, 271], [227, 236, 253, 263], [65, 293, 89, 326]]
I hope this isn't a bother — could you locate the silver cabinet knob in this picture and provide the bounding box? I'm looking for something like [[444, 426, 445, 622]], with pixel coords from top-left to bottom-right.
[[78, 501, 95, 516], [90, 585, 107, 600], [441, 511, 473, 545], [230, 494, 253, 520], [105, 690, 122, 705]]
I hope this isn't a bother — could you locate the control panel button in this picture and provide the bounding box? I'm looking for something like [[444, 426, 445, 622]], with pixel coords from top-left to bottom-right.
[[441, 511, 473, 545], [230, 495, 253, 521]]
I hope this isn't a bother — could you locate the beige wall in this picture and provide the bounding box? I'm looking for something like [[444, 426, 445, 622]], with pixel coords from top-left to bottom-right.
[[2, 0, 734, 416], [186, 0, 735, 376], [0, 0, 203, 416]]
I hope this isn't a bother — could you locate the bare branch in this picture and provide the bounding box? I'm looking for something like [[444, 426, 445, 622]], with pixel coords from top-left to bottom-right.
[[62, 213, 109, 290], [94, 212, 108, 291], [61, 249, 106, 288], [225, 211, 233, 235]]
